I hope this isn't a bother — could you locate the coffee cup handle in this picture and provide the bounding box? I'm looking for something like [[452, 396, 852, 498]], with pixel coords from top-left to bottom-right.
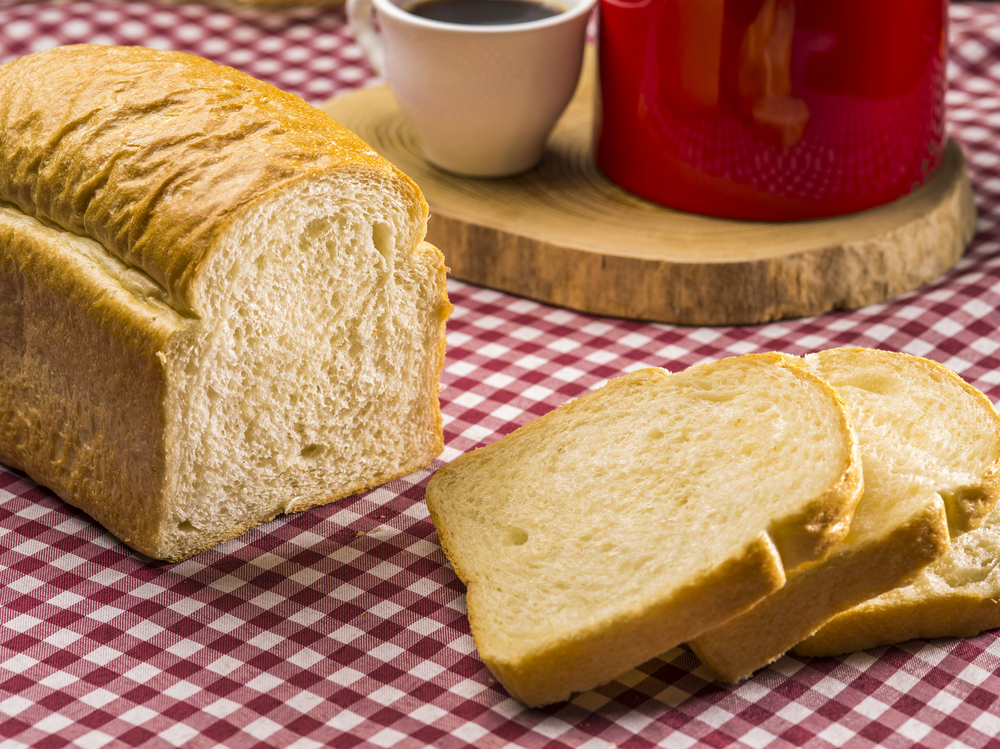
[[347, 0, 386, 78]]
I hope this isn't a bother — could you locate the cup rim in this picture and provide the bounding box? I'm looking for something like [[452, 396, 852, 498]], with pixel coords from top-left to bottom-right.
[[371, 0, 597, 33]]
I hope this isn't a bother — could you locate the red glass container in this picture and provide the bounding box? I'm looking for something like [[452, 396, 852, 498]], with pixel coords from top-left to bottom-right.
[[595, 0, 947, 221]]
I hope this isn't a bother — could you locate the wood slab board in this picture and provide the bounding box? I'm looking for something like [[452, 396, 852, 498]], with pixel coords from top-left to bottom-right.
[[322, 53, 976, 326]]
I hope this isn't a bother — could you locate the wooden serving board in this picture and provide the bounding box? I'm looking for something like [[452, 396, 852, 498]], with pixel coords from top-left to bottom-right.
[[322, 53, 976, 326]]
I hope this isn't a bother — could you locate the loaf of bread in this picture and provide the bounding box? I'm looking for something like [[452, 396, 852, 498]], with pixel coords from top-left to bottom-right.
[[425, 353, 863, 707], [0, 45, 451, 561], [796, 485, 1000, 657], [690, 348, 1000, 681]]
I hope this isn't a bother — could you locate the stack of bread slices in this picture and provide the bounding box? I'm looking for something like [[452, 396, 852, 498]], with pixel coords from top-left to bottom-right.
[[426, 348, 1000, 707]]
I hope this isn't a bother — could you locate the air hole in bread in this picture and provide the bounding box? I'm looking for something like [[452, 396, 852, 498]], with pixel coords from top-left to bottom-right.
[[944, 563, 992, 586], [846, 374, 897, 395], [372, 221, 394, 262], [506, 527, 529, 546], [178, 520, 198, 532], [300, 444, 324, 460], [629, 555, 653, 571], [692, 391, 737, 402]]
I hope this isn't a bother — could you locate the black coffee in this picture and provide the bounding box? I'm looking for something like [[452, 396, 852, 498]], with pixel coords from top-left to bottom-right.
[[406, 0, 563, 25]]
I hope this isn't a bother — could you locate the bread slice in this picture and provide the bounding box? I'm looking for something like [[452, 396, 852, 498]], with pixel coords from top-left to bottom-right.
[[795, 492, 1000, 656], [0, 45, 451, 561], [690, 348, 1000, 682], [425, 353, 862, 706]]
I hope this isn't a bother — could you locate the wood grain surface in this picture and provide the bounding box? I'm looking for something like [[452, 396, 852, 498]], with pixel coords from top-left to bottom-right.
[[322, 52, 976, 325]]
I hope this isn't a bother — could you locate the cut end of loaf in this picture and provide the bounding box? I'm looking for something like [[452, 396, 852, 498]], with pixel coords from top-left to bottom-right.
[[153, 171, 449, 561]]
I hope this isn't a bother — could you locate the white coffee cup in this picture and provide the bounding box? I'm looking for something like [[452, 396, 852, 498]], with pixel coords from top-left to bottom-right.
[[347, 0, 596, 177]]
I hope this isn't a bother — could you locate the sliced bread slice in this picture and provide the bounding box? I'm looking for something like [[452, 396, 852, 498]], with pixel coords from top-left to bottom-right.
[[690, 348, 1000, 682], [795, 490, 1000, 657], [425, 353, 862, 706]]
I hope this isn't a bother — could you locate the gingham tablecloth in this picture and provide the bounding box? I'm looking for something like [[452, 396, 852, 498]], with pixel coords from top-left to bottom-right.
[[3, 3, 1000, 748]]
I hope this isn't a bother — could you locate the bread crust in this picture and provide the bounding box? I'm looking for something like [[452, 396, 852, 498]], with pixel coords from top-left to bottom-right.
[[758, 353, 863, 567], [794, 590, 1000, 657], [0, 202, 175, 551], [690, 492, 950, 680], [797, 441, 1000, 658], [0, 44, 426, 315], [477, 532, 786, 707]]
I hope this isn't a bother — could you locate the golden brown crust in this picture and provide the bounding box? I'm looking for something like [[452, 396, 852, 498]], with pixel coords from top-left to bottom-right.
[[760, 353, 863, 570], [817, 347, 1000, 535], [794, 594, 1000, 657], [0, 202, 176, 555], [481, 533, 786, 707], [691, 494, 950, 681], [0, 45, 425, 314]]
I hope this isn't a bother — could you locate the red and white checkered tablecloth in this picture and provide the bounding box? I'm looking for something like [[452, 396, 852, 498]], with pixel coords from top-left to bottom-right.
[[4, 2, 1000, 747]]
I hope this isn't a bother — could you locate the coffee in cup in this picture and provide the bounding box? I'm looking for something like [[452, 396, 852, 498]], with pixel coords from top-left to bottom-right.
[[405, 0, 564, 25]]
